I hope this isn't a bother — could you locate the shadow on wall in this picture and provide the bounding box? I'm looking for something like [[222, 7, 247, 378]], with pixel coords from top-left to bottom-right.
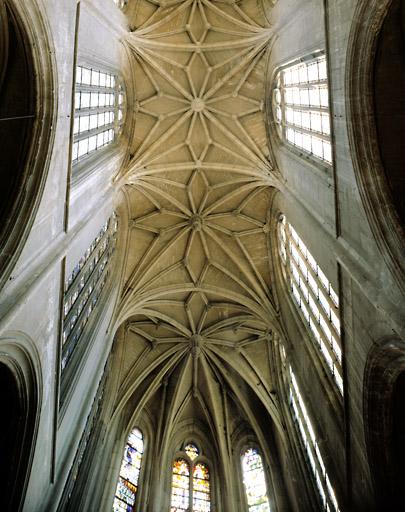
[[0, 0, 55, 291], [0, 342, 40, 512], [374, 0, 405, 226], [364, 337, 405, 511]]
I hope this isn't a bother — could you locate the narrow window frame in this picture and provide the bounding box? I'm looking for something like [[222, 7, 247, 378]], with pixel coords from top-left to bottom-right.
[[278, 344, 341, 512], [277, 214, 343, 396], [241, 446, 271, 512], [59, 212, 118, 410], [272, 51, 333, 167], [72, 64, 125, 170], [113, 427, 145, 512]]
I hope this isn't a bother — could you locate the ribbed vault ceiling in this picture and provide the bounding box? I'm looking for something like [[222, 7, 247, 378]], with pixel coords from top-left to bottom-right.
[[113, 0, 283, 445]]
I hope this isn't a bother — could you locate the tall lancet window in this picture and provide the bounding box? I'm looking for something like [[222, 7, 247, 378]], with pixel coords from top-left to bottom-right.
[[278, 215, 343, 394], [113, 428, 144, 512], [286, 359, 341, 512], [241, 448, 271, 511], [274, 52, 332, 163], [170, 442, 211, 511], [72, 65, 124, 164]]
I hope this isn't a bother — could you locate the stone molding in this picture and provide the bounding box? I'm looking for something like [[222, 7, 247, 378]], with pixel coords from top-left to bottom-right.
[[0, 0, 57, 291], [346, 0, 405, 292]]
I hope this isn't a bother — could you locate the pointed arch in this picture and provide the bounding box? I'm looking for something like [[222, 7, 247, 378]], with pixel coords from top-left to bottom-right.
[[171, 458, 190, 512], [113, 427, 144, 512], [241, 447, 271, 512], [170, 441, 212, 512]]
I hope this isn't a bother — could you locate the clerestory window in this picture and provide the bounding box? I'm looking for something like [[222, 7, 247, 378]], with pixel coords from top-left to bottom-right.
[[278, 215, 343, 394], [170, 442, 211, 512], [72, 66, 124, 164], [113, 428, 144, 512], [241, 448, 271, 511], [60, 213, 118, 406], [280, 345, 341, 512], [273, 53, 332, 164]]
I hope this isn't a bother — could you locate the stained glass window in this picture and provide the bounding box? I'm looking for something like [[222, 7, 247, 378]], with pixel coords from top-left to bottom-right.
[[185, 443, 199, 461], [274, 53, 332, 164], [171, 459, 190, 512], [60, 212, 118, 407], [278, 215, 343, 394], [170, 443, 211, 511], [113, 428, 144, 512], [193, 463, 210, 512], [242, 448, 271, 512]]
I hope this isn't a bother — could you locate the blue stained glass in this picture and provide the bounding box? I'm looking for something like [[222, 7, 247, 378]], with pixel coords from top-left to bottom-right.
[[113, 428, 144, 512]]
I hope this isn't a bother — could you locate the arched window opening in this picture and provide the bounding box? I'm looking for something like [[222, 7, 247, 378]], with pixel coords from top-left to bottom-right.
[[241, 448, 270, 512], [185, 443, 199, 460], [286, 359, 340, 512], [170, 442, 211, 512], [113, 427, 144, 512], [278, 215, 343, 394], [193, 463, 210, 512], [273, 53, 332, 164], [171, 458, 190, 512], [72, 65, 124, 165]]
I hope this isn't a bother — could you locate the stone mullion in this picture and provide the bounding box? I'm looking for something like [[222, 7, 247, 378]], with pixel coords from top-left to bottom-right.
[[62, 255, 110, 367], [288, 253, 341, 346], [286, 263, 341, 375], [288, 234, 339, 316], [289, 383, 337, 512], [285, 235, 341, 368]]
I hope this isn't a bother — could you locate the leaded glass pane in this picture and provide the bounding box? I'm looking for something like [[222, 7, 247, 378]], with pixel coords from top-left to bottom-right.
[[185, 443, 199, 461], [73, 65, 124, 164], [275, 54, 332, 164], [170, 458, 190, 512], [193, 463, 210, 512], [113, 428, 144, 512], [242, 448, 271, 512], [288, 364, 341, 512], [278, 216, 343, 394]]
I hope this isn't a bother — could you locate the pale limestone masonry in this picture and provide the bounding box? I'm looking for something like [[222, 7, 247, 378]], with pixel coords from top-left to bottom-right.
[[0, 0, 403, 511]]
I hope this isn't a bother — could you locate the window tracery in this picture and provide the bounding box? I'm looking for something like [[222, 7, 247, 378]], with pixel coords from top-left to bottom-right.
[[72, 66, 124, 164], [280, 346, 341, 512], [274, 53, 332, 164], [170, 442, 211, 512], [241, 448, 271, 512], [113, 428, 144, 512], [278, 215, 343, 394]]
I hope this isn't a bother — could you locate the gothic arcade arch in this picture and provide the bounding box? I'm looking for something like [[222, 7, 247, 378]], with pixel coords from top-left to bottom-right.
[[346, 0, 405, 291], [0, 0, 56, 290], [0, 332, 42, 511], [364, 336, 405, 509]]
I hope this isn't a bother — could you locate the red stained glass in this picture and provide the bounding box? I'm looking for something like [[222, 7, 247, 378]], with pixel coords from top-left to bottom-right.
[[171, 458, 190, 512], [193, 463, 210, 512]]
